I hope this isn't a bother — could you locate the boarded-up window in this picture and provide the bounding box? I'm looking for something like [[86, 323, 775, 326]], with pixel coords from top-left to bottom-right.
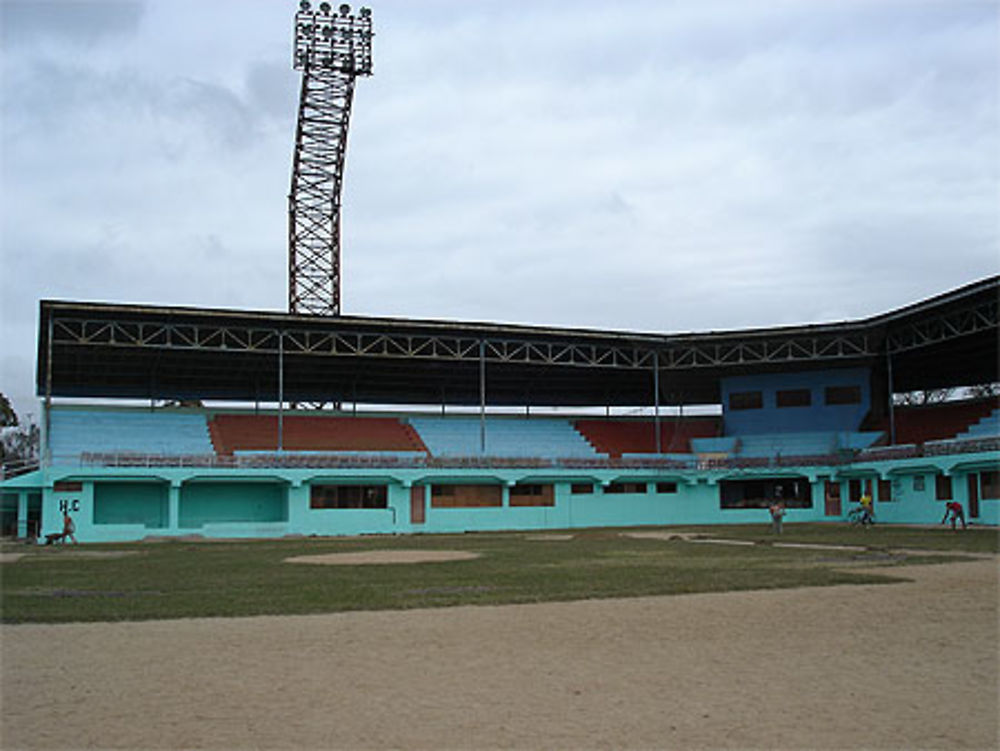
[[825, 385, 862, 405], [776, 389, 811, 408], [431, 484, 502, 508], [729, 391, 763, 410], [605, 482, 647, 494], [571, 483, 594, 494], [655, 482, 678, 494], [509, 483, 554, 507], [311, 485, 387, 510]]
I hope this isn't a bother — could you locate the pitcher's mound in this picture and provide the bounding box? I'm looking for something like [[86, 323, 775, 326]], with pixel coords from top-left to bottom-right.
[[285, 550, 481, 566]]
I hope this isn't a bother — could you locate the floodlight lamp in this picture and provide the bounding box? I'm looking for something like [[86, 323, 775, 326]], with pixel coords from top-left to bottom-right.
[[359, 7, 371, 18], [339, 4, 351, 16], [323, 24, 333, 38], [299, 0, 311, 11], [319, 2, 331, 14]]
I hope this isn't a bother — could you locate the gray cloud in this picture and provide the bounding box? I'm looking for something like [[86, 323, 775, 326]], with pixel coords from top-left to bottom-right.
[[1, 0, 145, 47], [1, 0, 997, 418]]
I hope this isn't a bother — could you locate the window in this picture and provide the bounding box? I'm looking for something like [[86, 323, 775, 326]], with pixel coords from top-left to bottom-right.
[[980, 471, 999, 500], [571, 483, 594, 494], [877, 478, 893, 502], [510, 483, 554, 507], [935, 474, 953, 501], [848, 478, 863, 503], [430, 484, 502, 508], [655, 482, 678, 494], [605, 482, 648, 494], [825, 385, 861, 405], [310, 485, 387, 510], [719, 478, 812, 510], [729, 391, 763, 410], [53, 481, 83, 492], [913, 475, 925, 492], [776, 389, 811, 408]]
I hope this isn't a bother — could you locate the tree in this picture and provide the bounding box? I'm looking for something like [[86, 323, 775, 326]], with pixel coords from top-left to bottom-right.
[[966, 383, 1000, 400], [894, 388, 954, 406], [0, 393, 17, 428], [0, 395, 39, 473]]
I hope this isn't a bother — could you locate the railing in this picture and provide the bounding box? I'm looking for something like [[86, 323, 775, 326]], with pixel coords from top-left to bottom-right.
[[0, 457, 41, 481], [42, 438, 991, 474]]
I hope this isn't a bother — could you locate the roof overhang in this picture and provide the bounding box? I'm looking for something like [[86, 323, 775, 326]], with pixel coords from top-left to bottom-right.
[[36, 276, 998, 407]]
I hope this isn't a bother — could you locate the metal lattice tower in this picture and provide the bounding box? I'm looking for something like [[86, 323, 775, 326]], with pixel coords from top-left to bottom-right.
[[289, 2, 373, 316]]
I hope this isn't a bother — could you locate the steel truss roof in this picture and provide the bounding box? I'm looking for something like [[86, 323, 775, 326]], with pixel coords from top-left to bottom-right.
[[38, 276, 998, 406]]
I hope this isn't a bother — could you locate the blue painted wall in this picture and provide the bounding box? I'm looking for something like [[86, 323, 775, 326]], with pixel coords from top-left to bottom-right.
[[722, 367, 871, 435]]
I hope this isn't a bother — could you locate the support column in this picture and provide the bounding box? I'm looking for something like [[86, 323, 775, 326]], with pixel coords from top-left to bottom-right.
[[278, 330, 285, 452], [44, 315, 53, 465], [479, 339, 486, 456], [887, 350, 896, 445], [653, 354, 661, 455], [17, 491, 28, 538], [168, 481, 181, 531]]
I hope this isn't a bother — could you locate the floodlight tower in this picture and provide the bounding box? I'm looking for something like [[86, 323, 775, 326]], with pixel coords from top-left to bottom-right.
[[288, 1, 373, 315]]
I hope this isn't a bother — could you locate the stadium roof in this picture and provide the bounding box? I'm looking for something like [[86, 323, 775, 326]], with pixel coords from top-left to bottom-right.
[[38, 276, 998, 407]]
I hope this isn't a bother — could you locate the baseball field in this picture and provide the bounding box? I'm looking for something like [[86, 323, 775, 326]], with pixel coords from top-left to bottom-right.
[[2, 524, 997, 749]]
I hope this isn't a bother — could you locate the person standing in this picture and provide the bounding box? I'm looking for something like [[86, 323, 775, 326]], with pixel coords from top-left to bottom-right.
[[62, 511, 77, 544], [768, 500, 786, 535], [941, 501, 966, 531]]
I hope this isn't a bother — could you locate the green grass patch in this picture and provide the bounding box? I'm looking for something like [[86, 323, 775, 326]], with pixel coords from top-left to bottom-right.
[[682, 522, 1000, 554], [0, 524, 989, 624]]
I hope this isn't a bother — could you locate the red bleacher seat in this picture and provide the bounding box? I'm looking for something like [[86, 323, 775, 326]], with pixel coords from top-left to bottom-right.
[[574, 417, 721, 458], [871, 398, 997, 445], [209, 414, 428, 455]]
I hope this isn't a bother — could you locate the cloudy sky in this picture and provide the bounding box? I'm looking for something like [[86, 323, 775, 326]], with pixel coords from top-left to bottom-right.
[[1, 0, 997, 416]]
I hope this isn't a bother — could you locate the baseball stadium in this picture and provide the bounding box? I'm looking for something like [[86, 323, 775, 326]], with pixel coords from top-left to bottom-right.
[[0, 273, 996, 542], [2, 5, 998, 750]]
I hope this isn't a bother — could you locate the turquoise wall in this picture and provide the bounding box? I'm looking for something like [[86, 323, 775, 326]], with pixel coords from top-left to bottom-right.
[[5, 447, 996, 542], [179, 482, 288, 528], [94, 482, 168, 529]]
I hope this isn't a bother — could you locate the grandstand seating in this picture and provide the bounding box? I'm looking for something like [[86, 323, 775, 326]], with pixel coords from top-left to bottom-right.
[[957, 409, 1000, 439], [876, 399, 998, 445], [734, 432, 836, 458], [689, 436, 739, 456], [407, 416, 600, 458], [574, 417, 721, 457], [209, 414, 427, 455], [49, 408, 214, 461]]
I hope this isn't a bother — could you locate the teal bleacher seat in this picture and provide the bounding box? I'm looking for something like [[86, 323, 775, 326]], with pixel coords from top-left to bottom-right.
[[49, 408, 214, 462], [731, 432, 835, 458], [958, 410, 1000, 439], [407, 416, 600, 458], [689, 437, 738, 455]]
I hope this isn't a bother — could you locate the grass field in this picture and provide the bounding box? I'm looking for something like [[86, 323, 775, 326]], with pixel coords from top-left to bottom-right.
[[1, 524, 995, 624]]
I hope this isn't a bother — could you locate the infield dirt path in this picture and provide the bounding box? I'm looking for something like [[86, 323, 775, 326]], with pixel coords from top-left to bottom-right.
[[2, 559, 997, 750]]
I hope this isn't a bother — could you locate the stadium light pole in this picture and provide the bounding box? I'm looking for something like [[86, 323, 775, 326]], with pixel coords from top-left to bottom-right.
[[288, 2, 374, 316]]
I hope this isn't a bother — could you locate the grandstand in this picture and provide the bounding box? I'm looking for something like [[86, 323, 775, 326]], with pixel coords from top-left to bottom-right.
[[1, 276, 997, 541]]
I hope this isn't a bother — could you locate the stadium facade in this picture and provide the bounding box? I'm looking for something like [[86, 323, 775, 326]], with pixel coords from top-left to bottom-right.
[[2, 276, 997, 541]]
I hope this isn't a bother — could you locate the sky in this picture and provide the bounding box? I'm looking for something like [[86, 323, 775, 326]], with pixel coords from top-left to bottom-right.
[[1, 0, 998, 418]]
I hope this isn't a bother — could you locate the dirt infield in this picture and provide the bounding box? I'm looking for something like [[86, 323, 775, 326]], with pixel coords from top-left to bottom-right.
[[2, 559, 997, 750]]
